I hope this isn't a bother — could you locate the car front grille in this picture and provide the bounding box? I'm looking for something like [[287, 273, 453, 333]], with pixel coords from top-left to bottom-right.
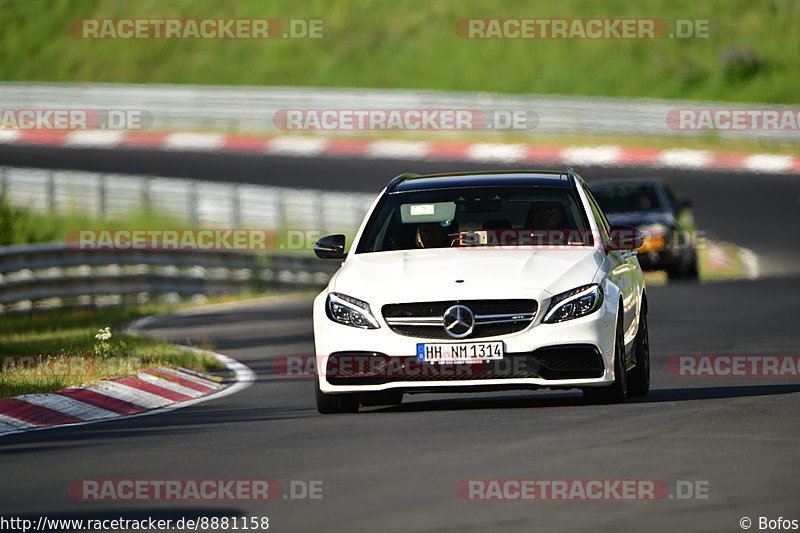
[[382, 299, 538, 339]]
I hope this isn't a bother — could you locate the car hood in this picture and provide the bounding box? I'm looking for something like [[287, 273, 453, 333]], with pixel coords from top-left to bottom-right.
[[605, 210, 674, 228], [331, 247, 603, 303]]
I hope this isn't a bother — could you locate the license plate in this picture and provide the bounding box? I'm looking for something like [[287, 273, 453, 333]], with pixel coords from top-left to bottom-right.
[[416, 341, 504, 363]]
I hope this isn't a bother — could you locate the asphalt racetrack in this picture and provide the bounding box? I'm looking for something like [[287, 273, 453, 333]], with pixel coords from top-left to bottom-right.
[[0, 146, 798, 532]]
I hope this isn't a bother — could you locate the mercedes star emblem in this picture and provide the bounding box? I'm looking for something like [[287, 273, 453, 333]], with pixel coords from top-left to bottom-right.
[[443, 304, 475, 338]]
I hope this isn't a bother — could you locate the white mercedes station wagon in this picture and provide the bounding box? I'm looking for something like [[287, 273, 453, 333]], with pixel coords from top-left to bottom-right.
[[312, 170, 650, 413]]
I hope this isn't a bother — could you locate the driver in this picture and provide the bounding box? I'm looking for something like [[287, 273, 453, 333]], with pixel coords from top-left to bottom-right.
[[528, 202, 564, 230], [416, 221, 457, 248]]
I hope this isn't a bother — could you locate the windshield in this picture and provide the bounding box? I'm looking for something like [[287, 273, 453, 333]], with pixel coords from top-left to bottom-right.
[[356, 186, 594, 253], [591, 183, 666, 214]]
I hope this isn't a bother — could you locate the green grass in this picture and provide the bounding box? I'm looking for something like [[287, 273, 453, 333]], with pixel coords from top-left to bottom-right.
[[0, 304, 221, 397], [1, 0, 797, 103], [0, 192, 191, 246]]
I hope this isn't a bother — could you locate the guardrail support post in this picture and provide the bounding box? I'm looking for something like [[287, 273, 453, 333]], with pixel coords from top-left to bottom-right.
[[316, 191, 326, 235], [274, 189, 285, 233], [188, 182, 200, 226], [231, 184, 241, 227], [142, 176, 152, 214], [47, 170, 56, 213], [98, 174, 107, 218], [0, 167, 7, 198]]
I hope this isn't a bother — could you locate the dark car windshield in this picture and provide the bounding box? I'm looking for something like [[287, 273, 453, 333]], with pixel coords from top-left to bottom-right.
[[356, 186, 593, 253], [591, 183, 666, 214]]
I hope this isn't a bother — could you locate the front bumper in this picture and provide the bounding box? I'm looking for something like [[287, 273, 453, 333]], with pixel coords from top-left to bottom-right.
[[313, 290, 619, 394]]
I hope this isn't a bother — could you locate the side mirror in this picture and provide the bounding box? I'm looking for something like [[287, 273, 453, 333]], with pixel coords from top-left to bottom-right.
[[607, 226, 645, 251], [677, 197, 692, 210], [314, 234, 347, 259]]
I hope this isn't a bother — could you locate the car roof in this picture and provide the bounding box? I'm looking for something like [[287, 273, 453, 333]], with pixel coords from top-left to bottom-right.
[[589, 178, 666, 189], [389, 170, 571, 193]]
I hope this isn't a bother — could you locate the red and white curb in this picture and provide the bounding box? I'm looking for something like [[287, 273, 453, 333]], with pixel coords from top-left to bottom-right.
[[1, 129, 798, 174], [0, 350, 255, 437]]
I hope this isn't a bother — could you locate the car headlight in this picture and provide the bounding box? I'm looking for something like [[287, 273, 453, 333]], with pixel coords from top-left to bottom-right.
[[326, 292, 380, 329], [543, 284, 603, 323]]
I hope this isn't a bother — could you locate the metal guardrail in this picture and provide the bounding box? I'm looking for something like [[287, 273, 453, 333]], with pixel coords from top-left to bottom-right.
[[1, 82, 797, 142], [0, 166, 375, 234], [0, 243, 337, 313], [0, 166, 367, 313]]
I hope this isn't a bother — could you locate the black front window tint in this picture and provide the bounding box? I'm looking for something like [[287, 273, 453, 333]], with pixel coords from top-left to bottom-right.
[[356, 186, 594, 253]]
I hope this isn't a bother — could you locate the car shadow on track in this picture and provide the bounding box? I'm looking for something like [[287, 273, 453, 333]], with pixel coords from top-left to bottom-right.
[[371, 383, 800, 412]]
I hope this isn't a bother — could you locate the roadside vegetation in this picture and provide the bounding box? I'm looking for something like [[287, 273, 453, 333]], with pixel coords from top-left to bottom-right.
[[0, 305, 221, 398], [2, 0, 797, 103], [0, 192, 190, 246]]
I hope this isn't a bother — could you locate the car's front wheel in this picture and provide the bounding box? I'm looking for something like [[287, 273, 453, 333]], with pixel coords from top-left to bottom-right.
[[583, 313, 627, 404], [315, 378, 360, 414], [627, 310, 650, 397]]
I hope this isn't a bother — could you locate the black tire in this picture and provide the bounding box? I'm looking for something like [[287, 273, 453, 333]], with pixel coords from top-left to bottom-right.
[[627, 311, 650, 397], [360, 390, 403, 407], [667, 252, 699, 281], [583, 313, 627, 404], [315, 378, 360, 414], [666, 260, 683, 281], [683, 251, 699, 280]]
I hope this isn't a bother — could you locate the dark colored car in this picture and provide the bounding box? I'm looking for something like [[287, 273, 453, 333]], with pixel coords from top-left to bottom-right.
[[590, 179, 698, 280]]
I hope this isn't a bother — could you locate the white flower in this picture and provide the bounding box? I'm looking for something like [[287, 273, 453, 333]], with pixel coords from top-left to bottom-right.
[[94, 327, 112, 341]]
